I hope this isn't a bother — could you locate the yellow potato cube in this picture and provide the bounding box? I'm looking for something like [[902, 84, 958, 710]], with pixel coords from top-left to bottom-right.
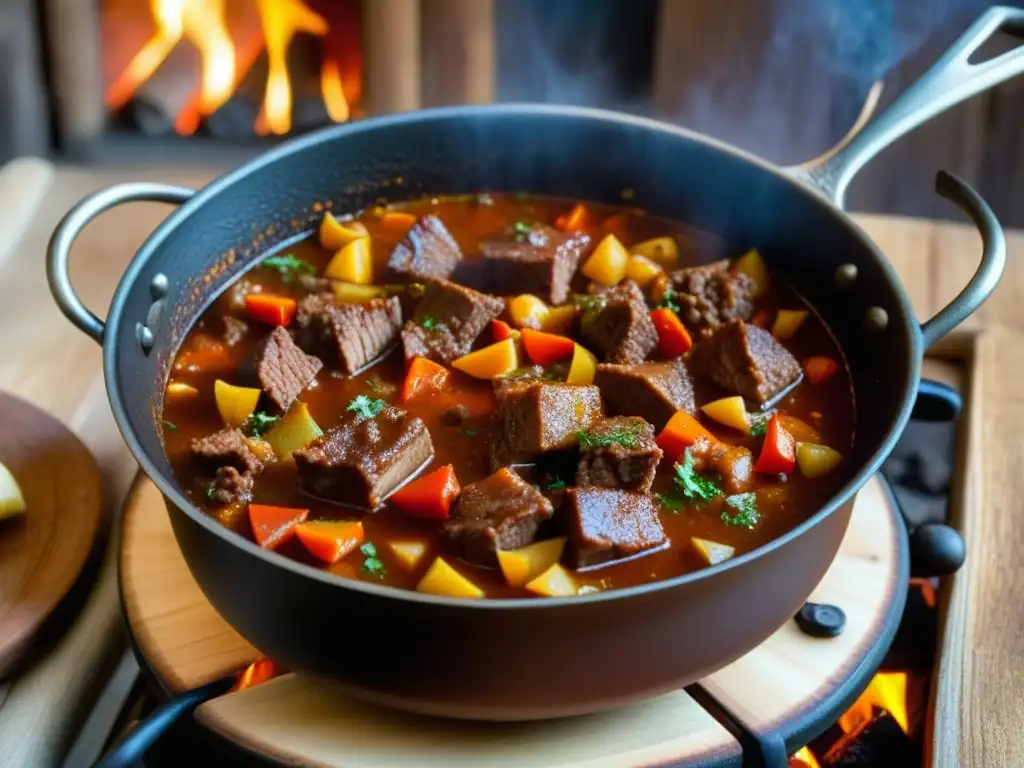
[[733, 249, 769, 298], [497, 537, 567, 588], [566, 343, 598, 385], [581, 234, 629, 286], [796, 443, 843, 478], [632, 236, 680, 269], [452, 339, 518, 379], [325, 239, 373, 285], [692, 537, 735, 566], [525, 564, 578, 597], [771, 309, 809, 340], [625, 254, 664, 287], [416, 557, 484, 598], [214, 379, 261, 428], [319, 213, 368, 250], [700, 395, 750, 434], [508, 294, 549, 329], [264, 403, 323, 460], [389, 541, 428, 571]]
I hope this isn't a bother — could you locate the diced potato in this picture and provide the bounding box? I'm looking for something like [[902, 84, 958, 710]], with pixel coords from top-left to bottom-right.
[[325, 238, 373, 284], [525, 564, 577, 597], [540, 304, 576, 334], [332, 281, 386, 303], [632, 237, 679, 269], [771, 309, 808, 340], [733, 249, 769, 298], [319, 212, 368, 250], [389, 541, 428, 571], [508, 294, 549, 329], [796, 443, 843, 478], [214, 379, 261, 428], [452, 339, 518, 379], [166, 381, 199, 400], [417, 557, 484, 598], [625, 254, 663, 287], [566, 343, 598, 385], [497, 537, 567, 588], [264, 403, 323, 459], [692, 537, 735, 566], [0, 461, 26, 520], [701, 396, 750, 434], [244, 437, 276, 464], [582, 234, 629, 286]]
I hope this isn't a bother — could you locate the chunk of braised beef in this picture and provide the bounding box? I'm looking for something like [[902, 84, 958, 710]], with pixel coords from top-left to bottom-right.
[[222, 315, 249, 346], [210, 466, 254, 505], [579, 280, 657, 364], [295, 294, 402, 375], [575, 416, 662, 493], [400, 278, 505, 364], [668, 260, 756, 330], [191, 428, 264, 475], [496, 380, 604, 457], [442, 467, 555, 566], [566, 488, 667, 569], [387, 214, 463, 281], [294, 405, 434, 509], [594, 359, 696, 430], [248, 326, 322, 411], [690, 319, 801, 404], [480, 224, 590, 304]]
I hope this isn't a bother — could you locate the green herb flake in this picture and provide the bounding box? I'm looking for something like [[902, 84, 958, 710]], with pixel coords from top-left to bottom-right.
[[262, 253, 316, 283], [463, 427, 480, 437], [367, 376, 381, 394], [749, 419, 768, 438], [421, 315, 438, 331], [673, 448, 724, 502], [360, 542, 385, 576], [722, 492, 760, 529], [163, 419, 177, 431], [577, 424, 641, 450], [205, 485, 216, 502], [657, 287, 681, 314], [360, 542, 377, 558], [546, 479, 567, 491], [513, 219, 537, 242], [346, 395, 386, 421], [245, 411, 280, 438]]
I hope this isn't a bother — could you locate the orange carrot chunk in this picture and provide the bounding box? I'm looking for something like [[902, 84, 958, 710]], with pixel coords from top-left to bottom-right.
[[401, 356, 452, 402], [751, 309, 771, 329], [554, 203, 594, 232], [650, 307, 693, 357], [754, 415, 797, 475], [248, 504, 309, 550], [520, 328, 575, 366], [390, 464, 461, 520], [490, 319, 516, 343], [295, 521, 365, 564], [245, 293, 297, 327], [656, 411, 717, 461], [803, 356, 841, 384], [380, 211, 417, 232]]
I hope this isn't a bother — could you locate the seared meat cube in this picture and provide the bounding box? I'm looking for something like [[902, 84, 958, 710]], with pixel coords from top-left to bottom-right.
[[580, 280, 657, 364], [442, 468, 555, 566], [691, 319, 801, 404], [595, 360, 697, 430], [210, 466, 254, 505], [294, 405, 434, 509], [296, 294, 402, 375], [576, 417, 662, 492], [191, 428, 264, 475], [387, 214, 462, 281], [668, 260, 756, 330], [401, 278, 504, 364], [248, 326, 322, 411], [497, 380, 604, 456], [222, 315, 249, 346], [566, 488, 667, 569], [480, 224, 590, 304]]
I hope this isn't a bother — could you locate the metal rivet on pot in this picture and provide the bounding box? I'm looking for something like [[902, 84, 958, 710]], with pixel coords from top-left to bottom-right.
[[864, 306, 889, 333], [149, 273, 169, 299], [136, 322, 154, 354], [795, 602, 846, 638], [834, 263, 858, 290]]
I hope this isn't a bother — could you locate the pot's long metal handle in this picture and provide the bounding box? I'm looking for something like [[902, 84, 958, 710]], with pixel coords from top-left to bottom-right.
[[790, 5, 1024, 206], [47, 182, 195, 345], [920, 171, 1005, 349]]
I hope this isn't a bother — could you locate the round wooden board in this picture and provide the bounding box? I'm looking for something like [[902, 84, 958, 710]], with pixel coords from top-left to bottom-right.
[[0, 391, 103, 677], [121, 474, 904, 767]]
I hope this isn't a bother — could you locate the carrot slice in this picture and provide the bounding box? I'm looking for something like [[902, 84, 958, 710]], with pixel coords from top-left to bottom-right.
[[295, 521, 365, 564], [520, 328, 575, 366], [803, 356, 841, 384], [754, 415, 797, 475], [490, 319, 516, 343], [380, 211, 417, 233], [656, 410, 717, 461], [248, 504, 309, 550], [401, 356, 451, 402], [555, 203, 593, 232], [650, 307, 693, 357], [452, 338, 518, 379], [245, 293, 297, 326], [390, 464, 461, 520]]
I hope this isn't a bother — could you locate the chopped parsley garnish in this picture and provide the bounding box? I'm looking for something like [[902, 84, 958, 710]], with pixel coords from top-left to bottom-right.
[[367, 376, 381, 394], [421, 315, 438, 331], [513, 219, 537, 242], [205, 485, 216, 502], [655, 492, 686, 512], [673, 448, 724, 501], [546, 479, 567, 491], [346, 395, 386, 421], [262, 253, 316, 283], [574, 293, 607, 325], [657, 287, 681, 313], [163, 419, 177, 431], [577, 424, 641, 450], [245, 411, 280, 438], [476, 193, 495, 206], [463, 427, 480, 437], [360, 542, 386, 576], [722, 492, 760, 528], [750, 419, 768, 438]]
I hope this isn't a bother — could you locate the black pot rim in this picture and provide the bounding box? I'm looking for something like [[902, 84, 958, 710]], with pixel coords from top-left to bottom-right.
[[102, 103, 923, 610]]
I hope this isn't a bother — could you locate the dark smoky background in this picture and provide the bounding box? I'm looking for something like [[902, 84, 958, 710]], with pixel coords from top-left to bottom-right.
[[495, 0, 1024, 227]]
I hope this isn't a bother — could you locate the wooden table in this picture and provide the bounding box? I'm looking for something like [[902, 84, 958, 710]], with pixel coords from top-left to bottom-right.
[[0, 158, 1020, 767]]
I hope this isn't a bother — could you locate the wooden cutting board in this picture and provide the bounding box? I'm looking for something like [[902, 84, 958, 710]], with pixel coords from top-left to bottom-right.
[[0, 390, 103, 677]]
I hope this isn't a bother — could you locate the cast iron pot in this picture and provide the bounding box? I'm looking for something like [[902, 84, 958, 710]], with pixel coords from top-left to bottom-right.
[[49, 8, 1022, 721]]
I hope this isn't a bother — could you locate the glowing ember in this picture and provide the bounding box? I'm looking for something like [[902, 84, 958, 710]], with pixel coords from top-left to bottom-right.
[[837, 671, 909, 734], [790, 746, 822, 768], [231, 657, 285, 692]]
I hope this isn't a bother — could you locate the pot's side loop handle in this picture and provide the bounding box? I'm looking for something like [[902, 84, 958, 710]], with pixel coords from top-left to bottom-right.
[[786, 5, 1024, 206], [920, 171, 1006, 349], [47, 183, 195, 345]]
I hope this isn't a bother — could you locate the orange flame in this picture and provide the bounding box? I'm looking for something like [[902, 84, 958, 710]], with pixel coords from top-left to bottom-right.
[[837, 671, 909, 734], [231, 657, 285, 692], [106, 0, 186, 111], [321, 59, 351, 124], [790, 746, 822, 768]]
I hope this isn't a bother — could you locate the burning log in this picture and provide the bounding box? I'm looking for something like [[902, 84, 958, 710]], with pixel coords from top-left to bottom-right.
[[124, 44, 203, 136], [821, 709, 919, 767]]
